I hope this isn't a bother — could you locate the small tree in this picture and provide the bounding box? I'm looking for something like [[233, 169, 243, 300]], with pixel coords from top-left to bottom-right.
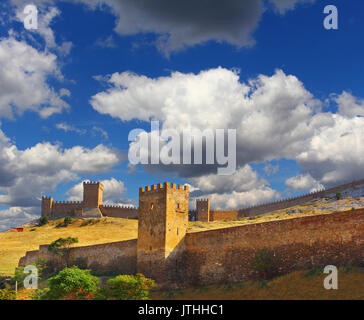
[[38, 216, 49, 226], [97, 273, 156, 300], [249, 248, 277, 280], [63, 216, 72, 226], [44, 267, 98, 300], [48, 237, 78, 267], [336, 192, 342, 200]]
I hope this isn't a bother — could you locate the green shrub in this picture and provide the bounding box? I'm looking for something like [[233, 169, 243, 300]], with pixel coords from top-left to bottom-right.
[[336, 192, 342, 200], [31, 288, 50, 300], [43, 267, 98, 300], [64, 216, 72, 226], [38, 216, 49, 226], [11, 259, 47, 288], [249, 248, 277, 280], [0, 289, 16, 300], [80, 219, 101, 227], [96, 273, 156, 300]]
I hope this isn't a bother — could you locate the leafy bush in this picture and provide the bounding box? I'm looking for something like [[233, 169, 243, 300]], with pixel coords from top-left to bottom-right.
[[31, 288, 50, 300], [48, 237, 79, 267], [11, 259, 47, 288], [80, 219, 101, 227], [336, 192, 342, 200], [0, 289, 16, 300], [249, 248, 277, 280], [63, 216, 72, 226], [43, 267, 98, 300], [96, 273, 156, 300], [38, 216, 49, 226]]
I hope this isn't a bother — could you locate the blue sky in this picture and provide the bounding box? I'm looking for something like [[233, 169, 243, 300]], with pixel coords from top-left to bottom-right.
[[1, 0, 364, 231]]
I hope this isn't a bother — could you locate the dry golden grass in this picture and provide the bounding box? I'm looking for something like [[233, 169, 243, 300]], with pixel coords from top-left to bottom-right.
[[188, 197, 364, 233], [152, 268, 364, 300], [188, 210, 331, 233], [0, 217, 138, 276]]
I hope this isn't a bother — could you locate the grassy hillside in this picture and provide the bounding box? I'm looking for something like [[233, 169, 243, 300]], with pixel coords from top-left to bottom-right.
[[152, 267, 364, 300], [0, 217, 138, 276], [188, 196, 364, 232]]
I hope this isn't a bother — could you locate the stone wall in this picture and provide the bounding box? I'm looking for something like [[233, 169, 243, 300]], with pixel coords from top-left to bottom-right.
[[100, 206, 138, 219], [180, 209, 364, 286], [19, 239, 138, 274], [51, 201, 83, 218], [210, 210, 239, 221], [238, 179, 364, 218]]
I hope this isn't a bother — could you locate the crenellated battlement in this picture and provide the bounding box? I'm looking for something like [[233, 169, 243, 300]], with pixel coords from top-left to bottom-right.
[[139, 182, 189, 194], [83, 181, 103, 186], [53, 200, 83, 205], [101, 205, 137, 209]]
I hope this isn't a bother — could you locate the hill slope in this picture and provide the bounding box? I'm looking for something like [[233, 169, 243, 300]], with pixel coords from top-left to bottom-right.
[[0, 218, 138, 276]]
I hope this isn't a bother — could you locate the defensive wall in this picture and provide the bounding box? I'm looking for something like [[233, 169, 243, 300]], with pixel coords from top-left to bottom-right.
[[193, 178, 364, 222], [19, 239, 138, 274], [237, 178, 364, 218], [19, 201, 364, 288], [181, 209, 363, 286], [41, 182, 138, 219]]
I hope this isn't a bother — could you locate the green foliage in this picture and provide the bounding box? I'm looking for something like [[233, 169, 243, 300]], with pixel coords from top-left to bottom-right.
[[38, 216, 49, 226], [336, 192, 342, 200], [11, 259, 47, 288], [31, 288, 50, 300], [80, 219, 101, 227], [249, 248, 277, 280], [48, 237, 79, 267], [63, 216, 72, 226], [43, 267, 98, 300], [96, 273, 156, 300], [0, 288, 16, 300]]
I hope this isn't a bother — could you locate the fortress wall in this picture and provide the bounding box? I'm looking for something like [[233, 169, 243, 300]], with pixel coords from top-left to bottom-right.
[[239, 179, 364, 218], [19, 239, 138, 274], [99, 206, 138, 219], [51, 202, 83, 218], [18, 250, 41, 267], [181, 209, 364, 286], [210, 210, 239, 221]]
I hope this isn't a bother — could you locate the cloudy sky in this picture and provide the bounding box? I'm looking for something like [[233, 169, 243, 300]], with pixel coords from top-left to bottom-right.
[[0, 0, 363, 231]]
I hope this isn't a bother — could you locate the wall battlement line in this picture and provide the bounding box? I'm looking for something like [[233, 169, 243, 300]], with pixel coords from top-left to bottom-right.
[[139, 182, 189, 194]]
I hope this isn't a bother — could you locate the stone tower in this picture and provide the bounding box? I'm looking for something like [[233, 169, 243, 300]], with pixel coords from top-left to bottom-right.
[[196, 199, 210, 222], [82, 181, 104, 218], [41, 196, 53, 217], [83, 181, 103, 208], [137, 182, 189, 283]]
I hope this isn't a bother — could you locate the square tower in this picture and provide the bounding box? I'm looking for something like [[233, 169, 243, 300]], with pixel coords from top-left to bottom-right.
[[137, 182, 189, 283], [83, 181, 103, 208], [196, 199, 210, 222], [41, 196, 53, 217]]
